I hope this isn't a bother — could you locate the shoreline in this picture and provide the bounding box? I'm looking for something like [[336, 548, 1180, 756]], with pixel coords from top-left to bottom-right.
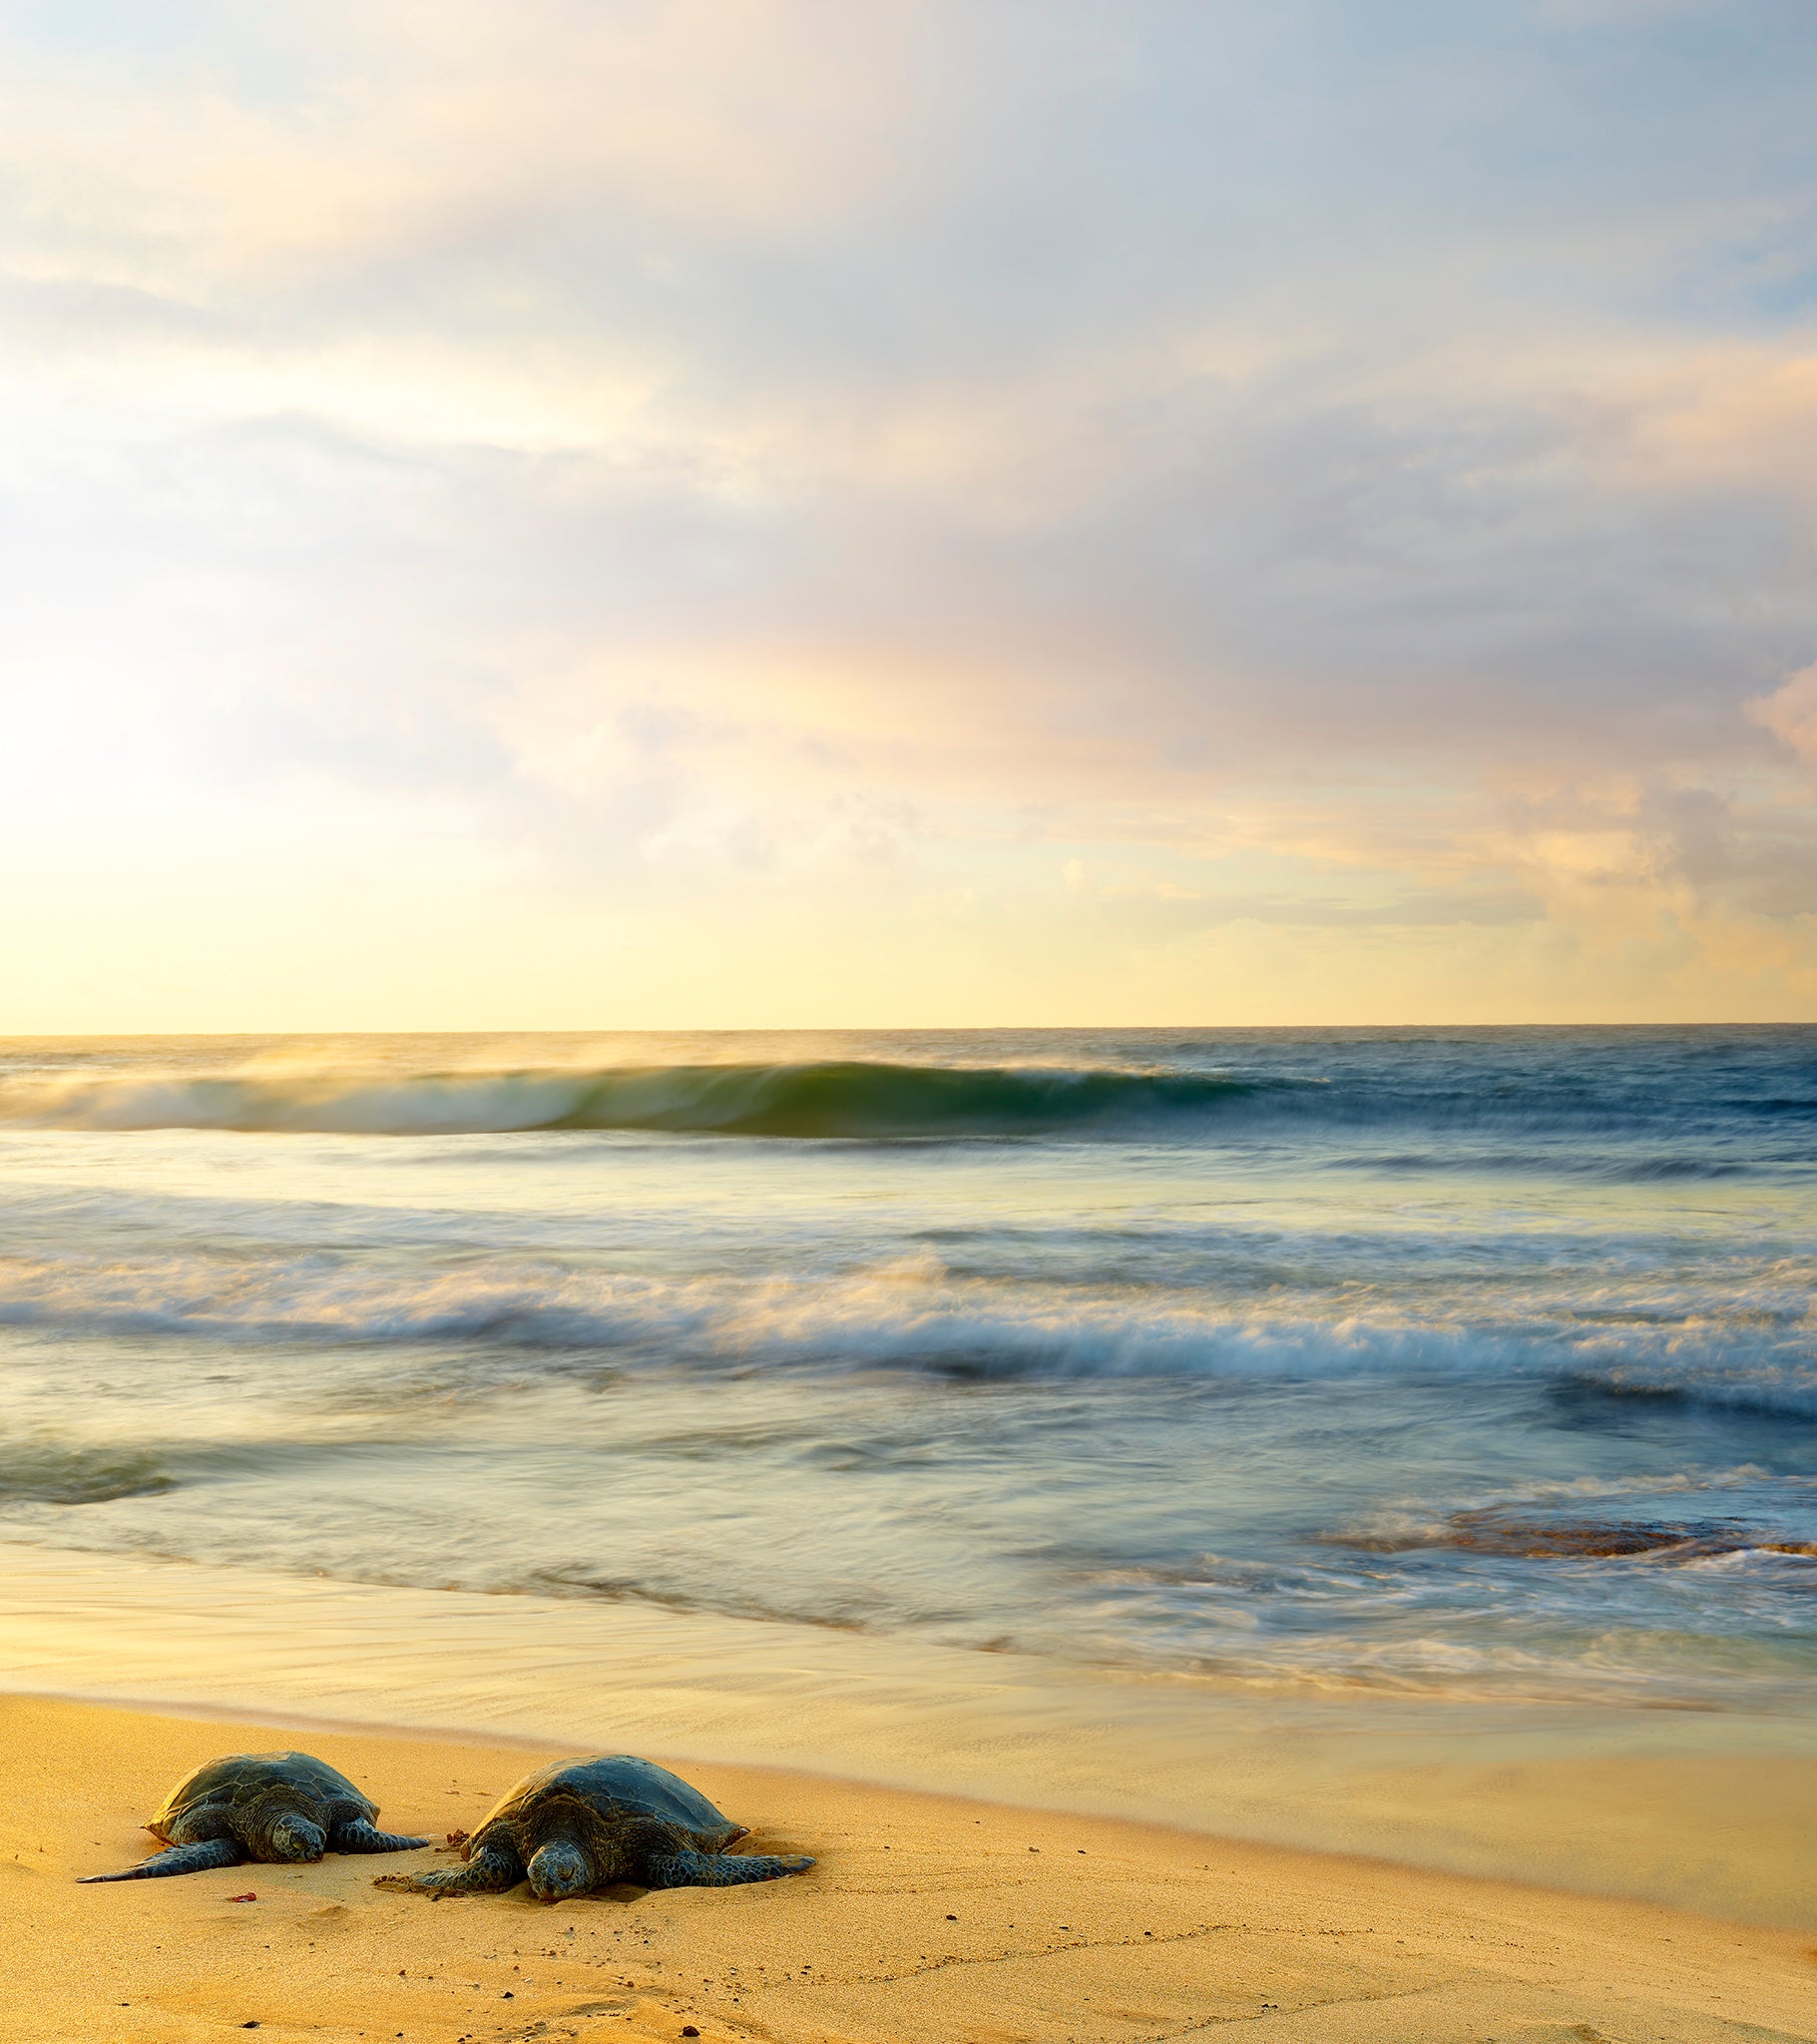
[[3, 1544, 1815, 1932], [10, 1692, 1815, 2043]]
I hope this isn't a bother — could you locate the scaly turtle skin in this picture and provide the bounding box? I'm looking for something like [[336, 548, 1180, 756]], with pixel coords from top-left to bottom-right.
[[374, 1756, 813, 1901], [80, 1752, 428, 1882]]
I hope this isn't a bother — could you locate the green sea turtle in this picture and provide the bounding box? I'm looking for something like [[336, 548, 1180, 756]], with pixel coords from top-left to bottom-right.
[[80, 1751, 428, 1882], [374, 1756, 814, 1901]]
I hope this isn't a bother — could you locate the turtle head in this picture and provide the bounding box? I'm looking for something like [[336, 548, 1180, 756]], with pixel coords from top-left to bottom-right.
[[526, 1840, 593, 1902], [266, 1813, 326, 1862]]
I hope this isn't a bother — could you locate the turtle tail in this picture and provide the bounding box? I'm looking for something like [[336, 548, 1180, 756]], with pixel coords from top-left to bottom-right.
[[643, 1848, 815, 1888], [332, 1819, 430, 1854], [79, 1839, 244, 1882]]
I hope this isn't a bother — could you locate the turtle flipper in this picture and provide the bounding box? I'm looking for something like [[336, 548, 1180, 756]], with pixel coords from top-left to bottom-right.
[[643, 1849, 814, 1888], [80, 1838, 244, 1882], [331, 1819, 430, 1854], [374, 1842, 519, 1897]]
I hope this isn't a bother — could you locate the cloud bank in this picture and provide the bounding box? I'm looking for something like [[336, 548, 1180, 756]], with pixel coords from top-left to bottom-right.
[[3, 0, 1816, 1024]]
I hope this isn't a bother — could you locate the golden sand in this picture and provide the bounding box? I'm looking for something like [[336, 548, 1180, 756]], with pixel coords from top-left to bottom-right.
[[7, 1548, 1817, 1930], [6, 1695, 1812, 2044]]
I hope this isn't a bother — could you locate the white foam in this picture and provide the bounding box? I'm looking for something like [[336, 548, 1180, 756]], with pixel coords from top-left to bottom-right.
[[0, 1244, 1811, 1416]]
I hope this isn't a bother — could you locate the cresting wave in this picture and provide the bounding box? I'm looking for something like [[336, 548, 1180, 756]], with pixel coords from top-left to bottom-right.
[[0, 1060, 1276, 1139], [4, 1040, 1811, 1144], [2, 1249, 1813, 1413]]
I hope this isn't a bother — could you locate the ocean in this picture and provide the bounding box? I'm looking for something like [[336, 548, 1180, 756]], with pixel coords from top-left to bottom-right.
[[1, 1025, 1812, 1724]]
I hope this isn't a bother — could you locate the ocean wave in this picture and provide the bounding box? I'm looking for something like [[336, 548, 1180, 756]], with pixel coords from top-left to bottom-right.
[[0, 1439, 173, 1506], [2, 1248, 1813, 1412], [1554, 1363, 1817, 1420], [0, 1060, 1286, 1140], [2, 1040, 1813, 1149], [1325, 1149, 1762, 1182]]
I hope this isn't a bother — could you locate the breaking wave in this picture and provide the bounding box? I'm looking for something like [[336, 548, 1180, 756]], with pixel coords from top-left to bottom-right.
[[0, 1439, 173, 1506], [0, 1060, 1281, 1140], [2, 1031, 1810, 1150], [2, 1247, 1813, 1413]]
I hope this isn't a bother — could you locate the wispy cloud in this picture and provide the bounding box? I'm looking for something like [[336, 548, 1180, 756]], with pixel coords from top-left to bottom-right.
[[1, 0, 1814, 1023]]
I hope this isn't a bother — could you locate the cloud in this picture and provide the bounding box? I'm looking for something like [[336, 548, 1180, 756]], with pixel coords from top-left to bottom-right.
[[1, 0, 1815, 1022], [1750, 662, 1817, 766]]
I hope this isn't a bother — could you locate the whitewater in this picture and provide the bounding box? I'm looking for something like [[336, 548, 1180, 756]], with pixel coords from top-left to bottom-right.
[[1, 1026, 1813, 1714]]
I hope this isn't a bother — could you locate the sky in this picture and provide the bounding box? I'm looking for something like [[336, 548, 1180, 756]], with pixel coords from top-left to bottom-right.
[[4, 0, 1817, 1029]]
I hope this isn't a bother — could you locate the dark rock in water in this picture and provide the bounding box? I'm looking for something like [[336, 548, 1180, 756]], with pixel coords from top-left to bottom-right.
[[1447, 1513, 1741, 1558], [1345, 1509, 1817, 1562]]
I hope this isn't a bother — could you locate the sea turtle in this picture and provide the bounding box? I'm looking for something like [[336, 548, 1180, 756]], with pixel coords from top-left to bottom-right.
[[374, 1756, 814, 1901], [80, 1752, 428, 1882]]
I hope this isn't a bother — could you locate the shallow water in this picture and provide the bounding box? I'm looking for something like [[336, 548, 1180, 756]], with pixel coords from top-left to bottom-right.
[[1, 1027, 1813, 1712]]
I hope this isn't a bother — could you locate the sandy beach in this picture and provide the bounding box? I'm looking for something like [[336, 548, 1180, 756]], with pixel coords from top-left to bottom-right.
[[6, 1693, 1809, 2044], [10, 0, 1817, 2022], [6, 1548, 1817, 1932]]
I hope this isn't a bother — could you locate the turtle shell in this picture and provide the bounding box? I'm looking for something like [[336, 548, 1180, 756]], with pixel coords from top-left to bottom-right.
[[477, 1758, 745, 1852], [152, 1753, 376, 1839]]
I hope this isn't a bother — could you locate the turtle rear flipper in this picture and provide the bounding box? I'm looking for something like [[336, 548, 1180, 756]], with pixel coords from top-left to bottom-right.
[[80, 1839, 243, 1882], [332, 1819, 430, 1854], [643, 1849, 814, 1888]]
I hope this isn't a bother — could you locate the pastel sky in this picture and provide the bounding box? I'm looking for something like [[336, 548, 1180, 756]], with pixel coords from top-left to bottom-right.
[[6, 0, 1817, 1028]]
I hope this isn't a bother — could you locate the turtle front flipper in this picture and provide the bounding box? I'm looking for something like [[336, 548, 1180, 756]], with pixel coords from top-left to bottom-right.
[[643, 1848, 814, 1888], [374, 1841, 520, 1897], [331, 1819, 430, 1854], [80, 1838, 244, 1882]]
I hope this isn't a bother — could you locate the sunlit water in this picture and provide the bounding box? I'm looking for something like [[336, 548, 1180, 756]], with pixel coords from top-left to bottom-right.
[[1, 1027, 1813, 1713]]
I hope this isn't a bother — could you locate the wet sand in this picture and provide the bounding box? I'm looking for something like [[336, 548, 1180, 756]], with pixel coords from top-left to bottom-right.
[[9, 1695, 1814, 2044], [4, 1547, 1817, 1929]]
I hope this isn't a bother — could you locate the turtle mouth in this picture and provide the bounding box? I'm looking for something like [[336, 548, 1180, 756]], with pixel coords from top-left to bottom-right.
[[526, 1842, 592, 1902], [268, 1816, 326, 1862]]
